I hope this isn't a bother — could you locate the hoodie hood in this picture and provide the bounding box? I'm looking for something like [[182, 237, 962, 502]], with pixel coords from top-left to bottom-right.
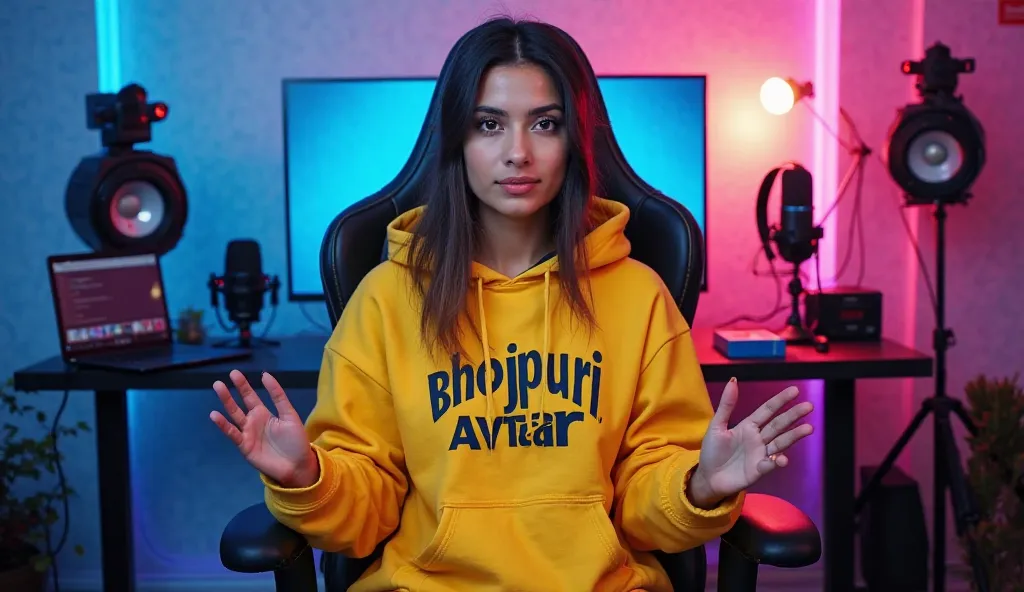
[[385, 196, 631, 280], [383, 196, 631, 440]]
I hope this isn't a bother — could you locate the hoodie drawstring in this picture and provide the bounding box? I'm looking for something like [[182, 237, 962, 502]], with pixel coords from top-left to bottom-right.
[[477, 278, 494, 443], [476, 271, 553, 447], [534, 270, 552, 436]]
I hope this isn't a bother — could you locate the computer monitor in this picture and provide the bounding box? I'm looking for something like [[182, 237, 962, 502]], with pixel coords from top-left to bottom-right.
[[282, 75, 707, 300]]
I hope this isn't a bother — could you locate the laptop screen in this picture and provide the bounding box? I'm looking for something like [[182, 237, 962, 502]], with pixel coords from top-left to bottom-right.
[[49, 253, 171, 355]]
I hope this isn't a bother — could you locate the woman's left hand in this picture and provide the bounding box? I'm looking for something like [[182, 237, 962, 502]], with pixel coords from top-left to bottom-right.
[[689, 378, 814, 508]]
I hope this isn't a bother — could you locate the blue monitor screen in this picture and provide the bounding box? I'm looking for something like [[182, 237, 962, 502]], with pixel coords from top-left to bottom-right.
[[283, 76, 706, 299]]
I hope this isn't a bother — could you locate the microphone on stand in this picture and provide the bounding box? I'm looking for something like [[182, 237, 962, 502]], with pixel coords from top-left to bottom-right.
[[755, 162, 828, 351], [772, 165, 820, 265], [208, 239, 280, 348]]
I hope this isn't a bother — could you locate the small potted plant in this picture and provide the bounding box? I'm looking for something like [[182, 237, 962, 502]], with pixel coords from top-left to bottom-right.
[[176, 307, 207, 344], [958, 373, 1024, 591], [1, 378, 87, 590]]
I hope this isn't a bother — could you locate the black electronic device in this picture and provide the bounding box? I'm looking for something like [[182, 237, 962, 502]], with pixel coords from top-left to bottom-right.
[[858, 465, 929, 592], [805, 287, 882, 342], [47, 251, 251, 372], [755, 162, 824, 345], [65, 83, 188, 257], [208, 239, 281, 349], [756, 162, 821, 265]]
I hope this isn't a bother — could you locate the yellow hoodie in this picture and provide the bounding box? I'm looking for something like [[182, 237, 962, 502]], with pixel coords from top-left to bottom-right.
[[264, 197, 744, 591]]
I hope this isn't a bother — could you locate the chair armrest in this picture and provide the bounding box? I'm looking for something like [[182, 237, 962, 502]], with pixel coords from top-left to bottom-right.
[[220, 502, 312, 573], [720, 493, 821, 568]]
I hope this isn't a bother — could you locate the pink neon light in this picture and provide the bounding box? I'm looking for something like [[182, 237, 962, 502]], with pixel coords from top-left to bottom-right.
[[813, 0, 841, 289], [897, 0, 927, 440], [792, 0, 842, 526]]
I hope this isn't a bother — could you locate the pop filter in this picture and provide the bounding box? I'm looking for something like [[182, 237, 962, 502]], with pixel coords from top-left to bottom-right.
[[208, 239, 280, 348]]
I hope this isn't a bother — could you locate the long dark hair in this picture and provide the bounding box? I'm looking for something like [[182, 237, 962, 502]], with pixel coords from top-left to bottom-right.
[[407, 16, 600, 356]]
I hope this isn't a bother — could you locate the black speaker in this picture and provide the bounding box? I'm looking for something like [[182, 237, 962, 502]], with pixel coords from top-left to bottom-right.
[[65, 151, 188, 255], [858, 465, 929, 591], [65, 83, 188, 256]]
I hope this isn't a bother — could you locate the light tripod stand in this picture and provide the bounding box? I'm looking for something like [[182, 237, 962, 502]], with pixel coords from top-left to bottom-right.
[[853, 200, 988, 592]]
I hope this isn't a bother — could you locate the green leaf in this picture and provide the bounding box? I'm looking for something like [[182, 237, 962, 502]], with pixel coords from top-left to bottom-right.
[[959, 372, 1024, 587], [31, 554, 52, 571], [36, 410, 46, 423]]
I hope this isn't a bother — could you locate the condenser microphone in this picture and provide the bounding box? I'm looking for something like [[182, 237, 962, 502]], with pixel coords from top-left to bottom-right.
[[224, 240, 267, 323], [756, 163, 823, 265], [208, 239, 280, 348], [754, 162, 826, 346], [779, 165, 816, 244]]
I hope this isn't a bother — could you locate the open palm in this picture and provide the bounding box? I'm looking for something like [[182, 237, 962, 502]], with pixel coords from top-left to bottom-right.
[[698, 379, 814, 500], [209, 370, 314, 486]]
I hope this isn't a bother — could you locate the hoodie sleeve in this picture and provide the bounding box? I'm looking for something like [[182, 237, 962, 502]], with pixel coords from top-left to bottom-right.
[[262, 277, 408, 558], [611, 292, 744, 553]]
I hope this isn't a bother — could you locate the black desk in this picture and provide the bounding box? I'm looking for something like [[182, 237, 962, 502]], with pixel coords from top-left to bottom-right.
[[13, 329, 932, 592], [693, 329, 932, 592], [13, 337, 326, 592]]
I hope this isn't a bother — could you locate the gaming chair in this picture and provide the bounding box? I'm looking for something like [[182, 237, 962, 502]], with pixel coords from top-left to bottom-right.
[[218, 26, 821, 592]]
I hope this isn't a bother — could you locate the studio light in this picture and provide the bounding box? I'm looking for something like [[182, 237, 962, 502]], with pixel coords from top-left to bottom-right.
[[65, 83, 188, 256], [858, 42, 992, 592], [760, 77, 814, 115], [884, 42, 986, 205]]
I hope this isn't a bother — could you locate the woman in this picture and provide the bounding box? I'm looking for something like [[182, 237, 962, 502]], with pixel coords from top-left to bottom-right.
[[211, 16, 813, 592]]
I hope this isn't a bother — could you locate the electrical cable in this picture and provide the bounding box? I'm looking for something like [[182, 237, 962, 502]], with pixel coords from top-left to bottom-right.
[[257, 306, 277, 339], [875, 150, 940, 321], [808, 105, 869, 289], [42, 389, 71, 592], [299, 302, 332, 333], [717, 249, 788, 328], [210, 303, 278, 340]]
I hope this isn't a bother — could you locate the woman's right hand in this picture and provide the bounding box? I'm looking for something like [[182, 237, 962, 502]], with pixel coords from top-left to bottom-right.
[[210, 370, 320, 488]]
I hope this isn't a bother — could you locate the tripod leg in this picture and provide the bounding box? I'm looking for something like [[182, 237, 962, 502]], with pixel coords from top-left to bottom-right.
[[854, 403, 932, 514], [934, 409, 946, 592], [935, 412, 989, 592], [950, 401, 978, 437]]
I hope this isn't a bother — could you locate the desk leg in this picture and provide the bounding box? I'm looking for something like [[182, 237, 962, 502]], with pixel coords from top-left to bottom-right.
[[95, 389, 135, 592], [823, 379, 855, 592]]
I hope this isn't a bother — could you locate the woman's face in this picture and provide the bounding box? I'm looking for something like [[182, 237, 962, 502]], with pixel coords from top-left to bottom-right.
[[463, 63, 568, 221]]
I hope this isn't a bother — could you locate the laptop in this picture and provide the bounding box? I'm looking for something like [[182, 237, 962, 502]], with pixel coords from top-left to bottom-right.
[[47, 251, 252, 372]]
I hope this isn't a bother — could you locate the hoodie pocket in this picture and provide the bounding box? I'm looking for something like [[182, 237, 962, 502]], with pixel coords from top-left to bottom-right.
[[413, 494, 627, 583]]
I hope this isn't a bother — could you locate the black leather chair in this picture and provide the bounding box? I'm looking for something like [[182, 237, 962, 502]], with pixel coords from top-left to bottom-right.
[[220, 28, 821, 592]]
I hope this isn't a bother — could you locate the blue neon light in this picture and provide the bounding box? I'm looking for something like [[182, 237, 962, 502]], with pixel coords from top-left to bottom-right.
[[94, 0, 122, 92]]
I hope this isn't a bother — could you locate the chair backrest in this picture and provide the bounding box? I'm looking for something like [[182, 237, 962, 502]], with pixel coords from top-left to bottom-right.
[[316, 25, 707, 592], [318, 53, 704, 330]]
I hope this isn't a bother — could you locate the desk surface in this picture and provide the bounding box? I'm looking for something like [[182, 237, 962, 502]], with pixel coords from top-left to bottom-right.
[[13, 328, 933, 392]]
